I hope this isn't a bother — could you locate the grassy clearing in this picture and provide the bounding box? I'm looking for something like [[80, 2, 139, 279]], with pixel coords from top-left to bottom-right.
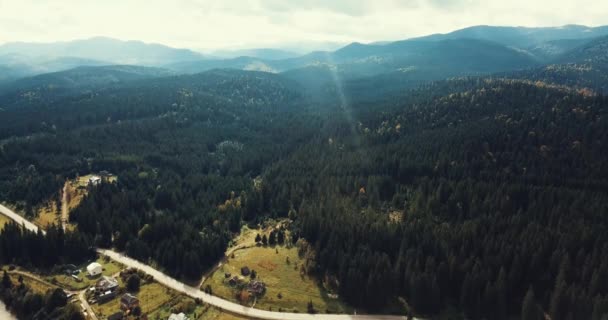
[[9, 273, 57, 294], [34, 200, 60, 229], [50, 256, 124, 291], [63, 173, 117, 231], [93, 282, 178, 318], [204, 244, 350, 314]]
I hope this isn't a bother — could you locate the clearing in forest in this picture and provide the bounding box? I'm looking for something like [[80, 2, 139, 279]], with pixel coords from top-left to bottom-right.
[[203, 226, 350, 314]]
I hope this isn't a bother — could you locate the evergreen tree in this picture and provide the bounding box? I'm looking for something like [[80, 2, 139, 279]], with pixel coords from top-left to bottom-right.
[[522, 287, 542, 320]]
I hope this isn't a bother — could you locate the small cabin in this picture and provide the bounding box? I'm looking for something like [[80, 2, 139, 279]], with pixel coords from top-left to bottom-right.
[[87, 262, 102, 277], [89, 176, 102, 186]]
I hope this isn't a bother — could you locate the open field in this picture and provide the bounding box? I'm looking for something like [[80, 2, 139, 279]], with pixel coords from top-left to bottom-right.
[[93, 281, 179, 318], [203, 243, 350, 314], [50, 256, 124, 291], [9, 272, 57, 294], [65, 174, 116, 208], [34, 200, 60, 229]]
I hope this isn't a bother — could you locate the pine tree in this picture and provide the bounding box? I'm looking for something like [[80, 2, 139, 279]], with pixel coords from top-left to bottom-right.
[[2, 270, 11, 288], [522, 287, 542, 320]]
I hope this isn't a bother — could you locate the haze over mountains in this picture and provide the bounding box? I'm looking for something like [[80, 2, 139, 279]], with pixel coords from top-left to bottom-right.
[[2, 24, 608, 104]]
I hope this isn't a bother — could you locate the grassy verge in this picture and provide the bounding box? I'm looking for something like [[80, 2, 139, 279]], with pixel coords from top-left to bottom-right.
[[0, 214, 11, 229]]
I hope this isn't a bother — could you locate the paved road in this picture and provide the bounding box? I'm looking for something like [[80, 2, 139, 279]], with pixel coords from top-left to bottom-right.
[[1, 203, 411, 320], [0, 204, 44, 234], [100, 249, 409, 320]]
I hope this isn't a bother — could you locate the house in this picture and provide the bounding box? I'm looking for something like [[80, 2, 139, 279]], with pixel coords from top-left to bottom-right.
[[86, 262, 102, 277], [107, 312, 124, 320], [168, 313, 189, 320], [240, 266, 250, 276], [99, 170, 112, 177], [89, 176, 102, 186], [97, 290, 117, 304], [120, 293, 139, 311], [63, 264, 79, 275], [247, 280, 266, 295], [95, 276, 118, 293]]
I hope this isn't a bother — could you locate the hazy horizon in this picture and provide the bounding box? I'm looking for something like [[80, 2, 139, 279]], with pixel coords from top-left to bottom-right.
[[1, 0, 607, 53]]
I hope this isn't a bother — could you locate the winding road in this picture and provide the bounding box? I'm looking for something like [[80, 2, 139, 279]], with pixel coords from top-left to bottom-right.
[[0, 203, 411, 320]]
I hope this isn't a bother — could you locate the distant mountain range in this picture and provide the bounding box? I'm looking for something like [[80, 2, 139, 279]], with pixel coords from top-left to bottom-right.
[[0, 37, 205, 65], [2, 24, 608, 96], [0, 37, 203, 83]]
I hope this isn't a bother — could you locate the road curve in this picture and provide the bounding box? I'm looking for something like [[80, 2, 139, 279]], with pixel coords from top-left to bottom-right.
[[1, 203, 410, 320], [99, 249, 408, 320]]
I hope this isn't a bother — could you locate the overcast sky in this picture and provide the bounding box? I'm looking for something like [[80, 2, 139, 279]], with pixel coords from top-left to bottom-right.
[[0, 0, 607, 52]]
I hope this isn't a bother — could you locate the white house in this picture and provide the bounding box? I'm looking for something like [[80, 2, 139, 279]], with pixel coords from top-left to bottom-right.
[[86, 262, 102, 277], [168, 313, 189, 320], [88, 176, 102, 186]]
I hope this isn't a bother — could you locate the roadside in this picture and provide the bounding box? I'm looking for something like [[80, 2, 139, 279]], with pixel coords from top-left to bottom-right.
[[79, 290, 98, 320], [0, 203, 42, 234]]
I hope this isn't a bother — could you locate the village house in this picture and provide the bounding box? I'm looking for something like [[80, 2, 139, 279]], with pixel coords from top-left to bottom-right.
[[99, 170, 112, 177], [97, 290, 117, 304], [247, 280, 266, 296], [168, 313, 189, 320], [88, 176, 102, 186], [86, 262, 102, 277], [120, 293, 139, 311], [63, 264, 79, 275], [95, 276, 119, 293]]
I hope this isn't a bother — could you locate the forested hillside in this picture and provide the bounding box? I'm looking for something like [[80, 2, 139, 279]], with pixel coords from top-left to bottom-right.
[[0, 69, 318, 280], [1, 64, 608, 319], [259, 79, 608, 318]]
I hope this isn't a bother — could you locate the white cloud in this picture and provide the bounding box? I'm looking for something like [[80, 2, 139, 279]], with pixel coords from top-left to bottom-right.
[[0, 0, 606, 51]]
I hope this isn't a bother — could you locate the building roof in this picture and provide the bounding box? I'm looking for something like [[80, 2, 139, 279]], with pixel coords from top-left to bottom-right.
[[87, 262, 102, 272], [168, 313, 189, 320], [247, 280, 266, 294], [96, 276, 118, 290], [121, 293, 139, 305]]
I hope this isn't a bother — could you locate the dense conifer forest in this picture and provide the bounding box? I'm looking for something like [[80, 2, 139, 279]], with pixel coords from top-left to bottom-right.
[[0, 59, 607, 319]]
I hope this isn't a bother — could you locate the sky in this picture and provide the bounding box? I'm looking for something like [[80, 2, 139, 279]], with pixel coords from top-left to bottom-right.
[[0, 0, 607, 52]]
